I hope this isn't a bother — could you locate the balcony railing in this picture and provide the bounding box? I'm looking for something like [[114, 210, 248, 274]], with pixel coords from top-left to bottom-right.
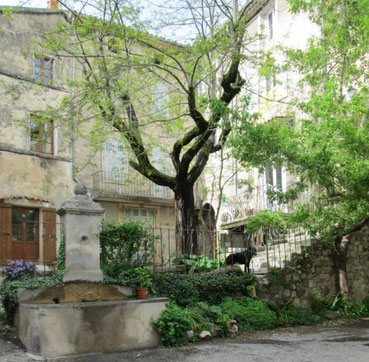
[[92, 171, 174, 200]]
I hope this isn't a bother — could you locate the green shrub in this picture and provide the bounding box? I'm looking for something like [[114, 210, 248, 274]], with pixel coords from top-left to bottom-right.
[[100, 221, 156, 278], [151, 272, 199, 305], [268, 267, 282, 285], [331, 296, 369, 317], [219, 297, 250, 328], [151, 271, 255, 306], [172, 254, 222, 273], [267, 300, 318, 327], [192, 302, 230, 336], [154, 296, 277, 347], [310, 292, 329, 316], [349, 300, 369, 317], [220, 297, 277, 330], [186, 305, 213, 335], [0, 281, 19, 324], [153, 302, 196, 347], [103, 268, 139, 287], [153, 294, 369, 348], [153, 301, 231, 347], [239, 298, 277, 330]]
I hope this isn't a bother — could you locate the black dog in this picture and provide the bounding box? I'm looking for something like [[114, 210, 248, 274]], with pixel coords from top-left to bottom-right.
[[226, 247, 257, 273]]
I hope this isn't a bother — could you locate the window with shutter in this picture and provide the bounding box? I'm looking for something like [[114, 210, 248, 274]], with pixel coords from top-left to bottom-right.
[[42, 208, 57, 265], [34, 57, 53, 84], [0, 203, 12, 263]]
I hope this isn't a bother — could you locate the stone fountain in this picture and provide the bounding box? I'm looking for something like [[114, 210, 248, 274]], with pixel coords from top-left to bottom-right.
[[15, 184, 167, 358]]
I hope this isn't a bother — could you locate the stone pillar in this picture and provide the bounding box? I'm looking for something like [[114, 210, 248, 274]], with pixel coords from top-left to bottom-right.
[[57, 183, 105, 283]]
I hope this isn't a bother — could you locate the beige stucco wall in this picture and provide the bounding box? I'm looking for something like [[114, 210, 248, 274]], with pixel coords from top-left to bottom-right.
[[0, 9, 74, 206], [0, 151, 73, 208], [0, 9, 71, 89], [100, 200, 175, 228], [0, 10, 72, 158], [100, 201, 120, 223]]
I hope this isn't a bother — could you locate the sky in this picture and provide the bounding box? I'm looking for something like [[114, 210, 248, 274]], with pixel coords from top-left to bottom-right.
[[0, 0, 45, 6]]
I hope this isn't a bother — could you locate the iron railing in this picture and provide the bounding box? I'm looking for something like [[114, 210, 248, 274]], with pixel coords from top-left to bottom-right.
[[0, 224, 312, 278], [137, 227, 313, 275], [92, 171, 174, 200]]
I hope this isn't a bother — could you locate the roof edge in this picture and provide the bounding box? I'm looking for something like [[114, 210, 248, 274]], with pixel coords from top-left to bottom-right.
[[0, 6, 65, 15]]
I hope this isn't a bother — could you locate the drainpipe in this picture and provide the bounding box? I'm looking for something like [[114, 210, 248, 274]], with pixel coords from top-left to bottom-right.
[[233, 0, 238, 23], [71, 56, 76, 178]]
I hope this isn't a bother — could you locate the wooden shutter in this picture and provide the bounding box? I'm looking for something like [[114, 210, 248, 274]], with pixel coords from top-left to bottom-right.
[[0, 203, 12, 263], [42, 208, 57, 265]]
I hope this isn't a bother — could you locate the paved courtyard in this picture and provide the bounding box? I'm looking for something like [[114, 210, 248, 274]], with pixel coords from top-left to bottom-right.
[[1, 319, 368, 361]]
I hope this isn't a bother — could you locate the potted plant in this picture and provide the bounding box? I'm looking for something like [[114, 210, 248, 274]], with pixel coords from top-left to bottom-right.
[[135, 266, 152, 299]]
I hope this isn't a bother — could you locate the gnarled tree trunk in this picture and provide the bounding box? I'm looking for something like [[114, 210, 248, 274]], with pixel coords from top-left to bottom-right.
[[175, 183, 199, 255], [333, 235, 350, 297]]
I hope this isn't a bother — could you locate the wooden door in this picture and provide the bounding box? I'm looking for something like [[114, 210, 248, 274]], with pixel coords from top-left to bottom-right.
[[11, 207, 39, 261], [0, 203, 12, 263], [42, 208, 57, 265]]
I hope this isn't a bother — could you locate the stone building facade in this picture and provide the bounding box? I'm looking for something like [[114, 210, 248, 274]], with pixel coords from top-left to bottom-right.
[[0, 5, 176, 266], [0, 7, 74, 265]]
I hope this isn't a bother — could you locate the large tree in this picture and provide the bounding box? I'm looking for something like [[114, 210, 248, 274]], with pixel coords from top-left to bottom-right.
[[231, 0, 369, 296], [33, 0, 262, 254]]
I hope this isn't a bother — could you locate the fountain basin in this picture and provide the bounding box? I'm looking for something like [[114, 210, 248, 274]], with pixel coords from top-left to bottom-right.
[[15, 286, 168, 358]]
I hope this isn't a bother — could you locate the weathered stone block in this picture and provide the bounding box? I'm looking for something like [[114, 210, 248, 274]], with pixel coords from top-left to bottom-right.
[[16, 298, 168, 358], [57, 192, 105, 283]]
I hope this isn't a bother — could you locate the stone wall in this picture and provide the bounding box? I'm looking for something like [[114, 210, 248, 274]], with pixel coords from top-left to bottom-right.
[[258, 224, 369, 307]]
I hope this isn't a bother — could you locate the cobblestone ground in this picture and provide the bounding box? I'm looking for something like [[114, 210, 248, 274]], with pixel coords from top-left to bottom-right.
[[1, 319, 369, 361]]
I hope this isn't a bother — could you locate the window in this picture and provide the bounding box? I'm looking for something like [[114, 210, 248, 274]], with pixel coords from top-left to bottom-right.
[[153, 80, 169, 117], [267, 11, 273, 40], [34, 57, 53, 84], [123, 207, 156, 226], [265, 73, 276, 92], [30, 116, 54, 154], [11, 207, 39, 260], [264, 164, 283, 210], [104, 138, 126, 181]]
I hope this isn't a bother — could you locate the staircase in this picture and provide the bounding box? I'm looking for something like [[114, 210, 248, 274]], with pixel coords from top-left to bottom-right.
[[250, 228, 312, 276]]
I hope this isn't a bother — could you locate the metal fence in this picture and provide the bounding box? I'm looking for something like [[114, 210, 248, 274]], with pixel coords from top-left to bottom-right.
[[147, 227, 313, 275], [0, 224, 312, 277]]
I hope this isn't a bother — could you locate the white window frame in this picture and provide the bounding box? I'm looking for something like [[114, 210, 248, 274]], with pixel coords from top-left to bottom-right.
[[259, 2, 276, 44], [267, 11, 274, 40], [262, 165, 286, 211]]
